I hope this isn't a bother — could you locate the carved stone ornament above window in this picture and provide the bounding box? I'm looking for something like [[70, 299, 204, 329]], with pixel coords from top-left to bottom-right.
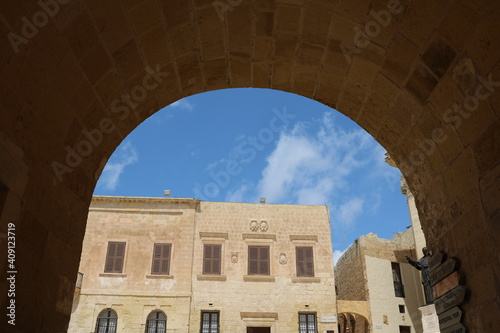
[[249, 220, 259, 232], [260, 220, 269, 232]]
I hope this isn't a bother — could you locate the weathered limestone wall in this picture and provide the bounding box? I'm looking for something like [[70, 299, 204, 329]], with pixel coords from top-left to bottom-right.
[[68, 196, 198, 333], [69, 198, 337, 332], [365, 256, 423, 333], [191, 201, 337, 332], [336, 300, 370, 321], [70, 295, 191, 333], [335, 231, 424, 332], [335, 241, 367, 302]]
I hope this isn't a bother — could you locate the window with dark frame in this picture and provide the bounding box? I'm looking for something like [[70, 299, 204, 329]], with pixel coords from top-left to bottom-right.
[[146, 310, 167, 333], [95, 308, 117, 333], [203, 244, 222, 275], [399, 325, 411, 333], [392, 262, 405, 298], [200, 311, 219, 333], [248, 245, 270, 275], [299, 312, 317, 333], [151, 243, 172, 275], [399, 305, 405, 313], [296, 246, 314, 277], [104, 242, 126, 273]]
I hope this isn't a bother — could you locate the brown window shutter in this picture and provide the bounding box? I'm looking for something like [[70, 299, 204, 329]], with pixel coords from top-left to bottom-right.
[[104, 243, 116, 272], [203, 245, 211, 274], [248, 246, 259, 274], [296, 247, 314, 277], [161, 244, 171, 274], [248, 246, 270, 275], [152, 258, 161, 274], [260, 246, 269, 275], [104, 242, 126, 273], [203, 244, 222, 275], [151, 244, 161, 274], [104, 256, 115, 273], [306, 247, 314, 277], [114, 243, 125, 272], [296, 247, 305, 276], [212, 245, 221, 274], [151, 243, 171, 275]]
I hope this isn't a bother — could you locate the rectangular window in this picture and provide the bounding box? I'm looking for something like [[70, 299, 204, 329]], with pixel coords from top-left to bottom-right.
[[248, 245, 270, 275], [392, 262, 405, 298], [299, 312, 317, 333], [296, 246, 314, 277], [104, 242, 126, 273], [200, 311, 219, 333], [399, 326, 411, 333], [399, 305, 405, 313], [203, 244, 222, 275], [151, 243, 172, 275]]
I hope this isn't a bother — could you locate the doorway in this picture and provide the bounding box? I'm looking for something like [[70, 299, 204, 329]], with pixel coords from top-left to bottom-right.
[[399, 326, 411, 333], [247, 328, 271, 333]]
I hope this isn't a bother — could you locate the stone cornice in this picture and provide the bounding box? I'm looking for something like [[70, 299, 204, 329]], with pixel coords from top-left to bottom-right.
[[240, 312, 279, 319], [242, 233, 276, 240], [91, 195, 200, 205], [289, 235, 318, 242], [199, 232, 229, 239]]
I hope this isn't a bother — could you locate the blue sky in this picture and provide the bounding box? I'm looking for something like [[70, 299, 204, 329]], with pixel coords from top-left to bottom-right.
[[94, 88, 410, 264]]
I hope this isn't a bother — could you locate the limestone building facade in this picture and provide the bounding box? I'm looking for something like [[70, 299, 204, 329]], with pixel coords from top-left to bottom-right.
[[68, 196, 337, 333], [335, 231, 425, 333], [335, 178, 427, 333]]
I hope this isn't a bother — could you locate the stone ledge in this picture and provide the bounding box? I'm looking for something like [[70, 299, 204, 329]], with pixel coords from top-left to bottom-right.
[[99, 273, 127, 277], [243, 275, 275, 282], [199, 232, 229, 239], [240, 312, 279, 319], [90, 207, 184, 215], [289, 235, 318, 242], [291, 277, 321, 283], [242, 233, 276, 240], [145, 274, 174, 279], [197, 274, 227, 281]]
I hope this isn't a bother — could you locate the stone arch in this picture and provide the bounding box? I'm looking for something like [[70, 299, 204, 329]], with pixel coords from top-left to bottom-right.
[[0, 1, 498, 332], [338, 312, 369, 333]]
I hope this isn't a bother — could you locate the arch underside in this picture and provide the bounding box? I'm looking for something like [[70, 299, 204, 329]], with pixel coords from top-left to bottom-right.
[[0, 0, 498, 332]]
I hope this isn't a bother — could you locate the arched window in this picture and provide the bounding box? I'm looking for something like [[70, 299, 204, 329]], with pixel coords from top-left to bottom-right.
[[95, 308, 117, 333], [146, 310, 167, 333]]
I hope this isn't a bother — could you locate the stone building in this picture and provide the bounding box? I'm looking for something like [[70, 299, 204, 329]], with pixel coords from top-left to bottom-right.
[[68, 196, 337, 333], [335, 175, 427, 333], [335, 230, 425, 333]]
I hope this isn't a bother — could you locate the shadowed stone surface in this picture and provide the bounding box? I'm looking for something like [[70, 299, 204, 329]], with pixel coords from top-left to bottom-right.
[[0, 0, 499, 332]]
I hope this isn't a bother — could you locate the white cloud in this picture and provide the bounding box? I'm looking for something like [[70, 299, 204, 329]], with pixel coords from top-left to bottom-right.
[[170, 98, 194, 111], [369, 191, 382, 215], [98, 142, 138, 191], [333, 197, 364, 226], [333, 249, 346, 266], [225, 182, 253, 203], [256, 111, 377, 220]]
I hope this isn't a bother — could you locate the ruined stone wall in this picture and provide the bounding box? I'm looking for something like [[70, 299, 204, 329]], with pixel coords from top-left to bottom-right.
[[336, 230, 425, 333], [335, 240, 367, 301]]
